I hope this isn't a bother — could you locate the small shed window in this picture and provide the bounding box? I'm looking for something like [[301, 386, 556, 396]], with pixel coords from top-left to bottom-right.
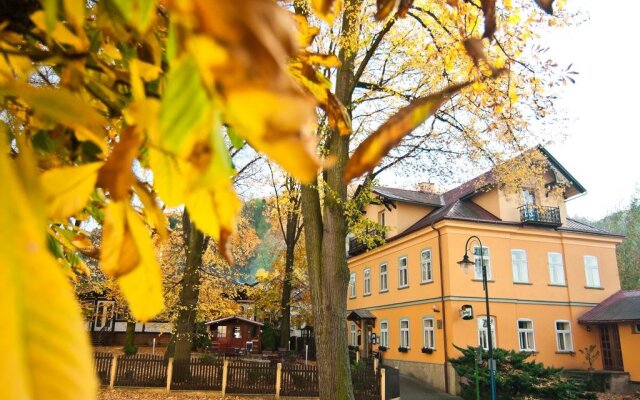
[[233, 326, 241, 339]]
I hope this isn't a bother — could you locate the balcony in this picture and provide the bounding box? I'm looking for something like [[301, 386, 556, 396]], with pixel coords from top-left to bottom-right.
[[348, 229, 386, 257], [518, 204, 562, 227]]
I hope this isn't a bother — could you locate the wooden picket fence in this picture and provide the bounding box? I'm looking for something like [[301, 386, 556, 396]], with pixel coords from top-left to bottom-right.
[[93, 352, 396, 399], [226, 360, 277, 395], [281, 363, 320, 397], [171, 357, 224, 391]]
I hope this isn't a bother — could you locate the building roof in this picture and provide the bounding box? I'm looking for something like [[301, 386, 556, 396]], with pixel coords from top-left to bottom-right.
[[347, 309, 377, 321], [578, 290, 640, 324], [372, 186, 443, 207], [560, 218, 620, 237], [204, 316, 264, 327]]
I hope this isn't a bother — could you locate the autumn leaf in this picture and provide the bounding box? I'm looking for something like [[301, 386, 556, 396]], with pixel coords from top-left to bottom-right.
[[311, 0, 343, 23], [148, 148, 188, 208], [224, 89, 322, 183], [97, 127, 143, 201], [375, 0, 397, 20], [0, 81, 107, 151], [0, 136, 95, 400], [101, 201, 140, 278], [344, 81, 473, 182], [116, 207, 165, 321], [40, 162, 103, 220], [463, 37, 486, 66]]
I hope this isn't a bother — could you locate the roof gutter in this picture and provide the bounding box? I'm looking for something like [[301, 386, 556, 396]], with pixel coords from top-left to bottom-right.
[[432, 221, 450, 394]]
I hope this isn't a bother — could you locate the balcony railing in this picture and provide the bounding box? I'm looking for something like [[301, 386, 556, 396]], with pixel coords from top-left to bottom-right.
[[518, 204, 561, 227], [348, 229, 386, 257]]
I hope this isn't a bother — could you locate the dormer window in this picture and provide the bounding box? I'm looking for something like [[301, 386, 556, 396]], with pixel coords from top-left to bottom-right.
[[378, 210, 385, 226]]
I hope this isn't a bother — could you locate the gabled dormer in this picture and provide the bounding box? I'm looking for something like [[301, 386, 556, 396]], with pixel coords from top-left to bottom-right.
[[452, 147, 586, 227]]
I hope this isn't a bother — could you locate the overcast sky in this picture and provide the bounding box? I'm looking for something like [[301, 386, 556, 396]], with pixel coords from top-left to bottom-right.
[[540, 0, 640, 220]]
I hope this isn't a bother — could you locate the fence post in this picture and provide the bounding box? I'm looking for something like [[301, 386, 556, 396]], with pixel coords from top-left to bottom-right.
[[374, 357, 379, 372], [222, 359, 229, 396], [166, 357, 173, 392], [275, 362, 282, 398], [109, 354, 117, 389], [356, 350, 360, 364], [380, 367, 386, 400]]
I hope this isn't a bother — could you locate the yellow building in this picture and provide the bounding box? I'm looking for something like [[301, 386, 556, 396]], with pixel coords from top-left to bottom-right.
[[346, 148, 627, 394]]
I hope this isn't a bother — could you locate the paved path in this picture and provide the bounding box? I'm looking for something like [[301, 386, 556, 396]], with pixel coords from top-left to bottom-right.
[[398, 374, 462, 400]]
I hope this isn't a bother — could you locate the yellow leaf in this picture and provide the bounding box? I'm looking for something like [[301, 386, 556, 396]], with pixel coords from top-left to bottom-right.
[[101, 43, 122, 60], [134, 182, 168, 241], [97, 127, 142, 200], [101, 201, 140, 278], [148, 147, 188, 207], [62, 0, 86, 34], [31, 11, 87, 50], [344, 81, 473, 182], [0, 81, 107, 152], [224, 89, 321, 183], [311, 0, 343, 23], [40, 162, 103, 220], [116, 208, 165, 321], [0, 135, 96, 400]]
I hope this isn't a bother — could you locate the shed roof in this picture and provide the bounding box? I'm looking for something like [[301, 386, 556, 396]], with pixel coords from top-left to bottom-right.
[[204, 316, 264, 327], [578, 290, 640, 324], [347, 309, 377, 321]]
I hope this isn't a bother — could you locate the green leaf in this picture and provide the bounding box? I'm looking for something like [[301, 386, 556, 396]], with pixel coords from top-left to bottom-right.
[[42, 0, 59, 33], [227, 126, 244, 149], [159, 56, 209, 156]]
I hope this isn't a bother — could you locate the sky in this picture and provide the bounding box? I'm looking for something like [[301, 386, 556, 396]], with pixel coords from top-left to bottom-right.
[[536, 0, 640, 220]]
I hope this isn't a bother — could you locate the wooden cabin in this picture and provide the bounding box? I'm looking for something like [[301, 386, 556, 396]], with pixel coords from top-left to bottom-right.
[[205, 316, 263, 354]]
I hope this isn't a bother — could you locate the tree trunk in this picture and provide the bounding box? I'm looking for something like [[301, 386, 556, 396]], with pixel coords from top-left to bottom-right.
[[166, 211, 205, 373], [279, 227, 296, 349], [301, 2, 361, 399]]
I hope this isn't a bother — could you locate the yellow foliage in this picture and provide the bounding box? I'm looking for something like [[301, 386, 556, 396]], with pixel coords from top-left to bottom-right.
[[40, 162, 103, 221]]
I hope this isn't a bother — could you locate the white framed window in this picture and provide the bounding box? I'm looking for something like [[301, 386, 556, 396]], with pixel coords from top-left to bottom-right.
[[584, 256, 601, 288], [555, 320, 573, 351], [422, 318, 435, 349], [217, 325, 227, 338], [380, 320, 389, 347], [477, 316, 496, 350], [363, 268, 371, 295], [633, 323, 640, 334], [379, 263, 388, 292], [349, 272, 356, 298], [511, 249, 529, 283], [349, 322, 357, 346], [517, 319, 536, 352], [473, 246, 491, 280], [420, 249, 433, 283], [548, 252, 566, 285], [400, 319, 410, 348], [398, 256, 409, 288]]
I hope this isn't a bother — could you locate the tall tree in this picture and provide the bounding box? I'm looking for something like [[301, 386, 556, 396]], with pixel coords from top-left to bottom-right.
[[267, 167, 305, 348], [298, 1, 567, 398]]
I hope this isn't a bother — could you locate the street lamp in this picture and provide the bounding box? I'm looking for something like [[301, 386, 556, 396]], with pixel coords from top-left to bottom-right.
[[457, 235, 497, 400]]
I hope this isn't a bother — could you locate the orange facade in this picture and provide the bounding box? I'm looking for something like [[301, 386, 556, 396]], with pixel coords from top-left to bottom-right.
[[346, 152, 626, 393]]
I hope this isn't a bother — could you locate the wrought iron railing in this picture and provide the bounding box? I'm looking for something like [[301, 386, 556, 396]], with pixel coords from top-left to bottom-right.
[[518, 204, 561, 226]]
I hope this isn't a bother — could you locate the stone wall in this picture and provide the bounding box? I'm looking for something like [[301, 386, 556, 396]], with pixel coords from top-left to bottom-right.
[[383, 358, 447, 392]]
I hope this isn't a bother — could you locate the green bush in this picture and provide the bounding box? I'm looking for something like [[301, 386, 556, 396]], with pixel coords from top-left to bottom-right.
[[261, 322, 277, 351], [123, 342, 138, 355], [192, 322, 212, 351], [449, 346, 595, 400], [200, 354, 219, 365]]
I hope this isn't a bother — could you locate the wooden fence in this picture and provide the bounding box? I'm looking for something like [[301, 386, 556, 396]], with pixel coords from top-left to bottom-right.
[[171, 357, 224, 391], [94, 352, 112, 386], [93, 352, 397, 398], [226, 360, 277, 395], [114, 354, 167, 387], [281, 363, 320, 397]]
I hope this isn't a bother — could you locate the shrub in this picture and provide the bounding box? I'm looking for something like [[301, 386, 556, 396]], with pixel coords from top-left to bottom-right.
[[200, 354, 219, 365], [261, 322, 277, 351], [192, 322, 212, 351], [123, 343, 138, 355], [449, 346, 595, 400]]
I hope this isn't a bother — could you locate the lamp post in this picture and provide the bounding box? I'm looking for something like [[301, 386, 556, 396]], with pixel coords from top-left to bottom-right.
[[457, 235, 497, 400]]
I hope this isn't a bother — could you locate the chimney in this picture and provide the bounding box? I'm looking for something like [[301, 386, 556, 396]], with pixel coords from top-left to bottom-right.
[[416, 182, 436, 193]]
